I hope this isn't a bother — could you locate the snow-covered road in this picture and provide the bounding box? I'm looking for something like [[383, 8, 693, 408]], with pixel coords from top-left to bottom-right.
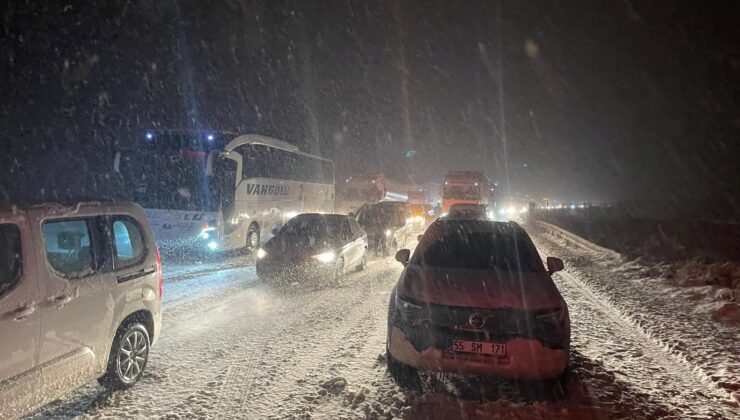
[[27, 227, 739, 419]]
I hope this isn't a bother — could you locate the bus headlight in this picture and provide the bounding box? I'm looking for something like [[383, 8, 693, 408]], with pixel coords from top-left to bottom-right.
[[257, 248, 267, 259], [311, 251, 336, 263], [199, 226, 216, 239]]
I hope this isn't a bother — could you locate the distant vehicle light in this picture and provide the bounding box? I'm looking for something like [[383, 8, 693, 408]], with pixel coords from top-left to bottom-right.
[[385, 229, 392, 237], [570, 204, 576, 210], [487, 211, 495, 220], [474, 182, 479, 186], [206, 134, 215, 141], [312, 251, 336, 263], [207, 241, 219, 251], [498, 208, 506, 215], [145, 132, 154, 140], [257, 248, 267, 259], [520, 206, 528, 214], [507, 206, 517, 215]]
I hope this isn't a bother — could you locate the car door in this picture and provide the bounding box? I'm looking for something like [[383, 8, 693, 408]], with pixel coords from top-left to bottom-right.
[[0, 219, 42, 418], [349, 218, 367, 257], [339, 219, 358, 268], [35, 214, 114, 396], [108, 214, 155, 308]]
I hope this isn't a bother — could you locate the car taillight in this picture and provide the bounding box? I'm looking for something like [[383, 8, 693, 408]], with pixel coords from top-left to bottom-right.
[[156, 248, 163, 299]]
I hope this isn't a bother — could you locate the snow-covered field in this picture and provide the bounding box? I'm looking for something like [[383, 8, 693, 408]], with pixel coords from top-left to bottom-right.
[[26, 226, 739, 419]]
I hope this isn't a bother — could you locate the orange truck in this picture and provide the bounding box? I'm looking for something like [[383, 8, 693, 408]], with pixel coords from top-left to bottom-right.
[[441, 170, 493, 214]]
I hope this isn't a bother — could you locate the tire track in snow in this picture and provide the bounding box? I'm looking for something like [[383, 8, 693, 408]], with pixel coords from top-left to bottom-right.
[[185, 260, 400, 419], [529, 227, 739, 416]]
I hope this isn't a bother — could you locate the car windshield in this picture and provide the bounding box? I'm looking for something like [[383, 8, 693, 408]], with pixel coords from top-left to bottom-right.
[[356, 205, 396, 228], [270, 215, 344, 253], [415, 222, 544, 271]]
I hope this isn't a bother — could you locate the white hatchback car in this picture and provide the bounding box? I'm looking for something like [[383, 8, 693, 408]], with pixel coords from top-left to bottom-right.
[[0, 201, 162, 418]]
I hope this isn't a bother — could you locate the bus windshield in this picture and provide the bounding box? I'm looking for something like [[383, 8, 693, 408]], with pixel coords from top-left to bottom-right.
[[119, 152, 219, 212]]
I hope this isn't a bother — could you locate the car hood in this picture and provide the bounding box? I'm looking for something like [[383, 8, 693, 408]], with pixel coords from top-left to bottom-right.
[[397, 264, 563, 309]]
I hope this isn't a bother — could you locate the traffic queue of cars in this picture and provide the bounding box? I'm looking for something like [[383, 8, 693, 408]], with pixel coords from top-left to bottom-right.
[[1, 197, 570, 417], [255, 200, 571, 388]]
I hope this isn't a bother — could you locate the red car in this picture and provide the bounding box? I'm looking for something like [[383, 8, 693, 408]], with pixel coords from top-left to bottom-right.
[[386, 219, 569, 388]]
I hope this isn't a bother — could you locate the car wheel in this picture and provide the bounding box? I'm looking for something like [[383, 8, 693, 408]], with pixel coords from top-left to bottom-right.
[[99, 323, 150, 390], [244, 223, 260, 254], [333, 257, 345, 284], [386, 347, 421, 390], [357, 252, 367, 272]]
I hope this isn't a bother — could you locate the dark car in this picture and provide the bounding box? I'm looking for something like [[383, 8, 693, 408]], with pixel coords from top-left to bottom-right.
[[355, 202, 417, 257], [386, 219, 570, 388], [256, 213, 367, 286]]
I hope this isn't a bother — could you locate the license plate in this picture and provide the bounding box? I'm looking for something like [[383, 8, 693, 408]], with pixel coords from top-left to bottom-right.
[[451, 340, 507, 357]]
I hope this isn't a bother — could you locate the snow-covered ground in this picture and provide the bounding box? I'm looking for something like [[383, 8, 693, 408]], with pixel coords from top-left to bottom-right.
[[25, 227, 739, 419]]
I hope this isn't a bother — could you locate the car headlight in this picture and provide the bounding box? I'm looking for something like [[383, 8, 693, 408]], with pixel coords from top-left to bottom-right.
[[385, 229, 392, 237], [256, 248, 267, 259], [395, 292, 422, 312], [311, 251, 336, 263]]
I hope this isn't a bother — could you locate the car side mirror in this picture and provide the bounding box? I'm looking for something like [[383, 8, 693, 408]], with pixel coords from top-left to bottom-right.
[[395, 249, 411, 266], [417, 234, 423, 242], [547, 257, 564, 274]]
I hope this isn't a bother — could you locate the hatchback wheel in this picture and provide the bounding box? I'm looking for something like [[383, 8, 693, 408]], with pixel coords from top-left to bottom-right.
[[100, 323, 150, 389], [357, 252, 367, 272], [333, 257, 345, 284]]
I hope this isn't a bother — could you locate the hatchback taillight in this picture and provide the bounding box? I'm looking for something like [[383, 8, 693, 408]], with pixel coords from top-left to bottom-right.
[[155, 248, 163, 299]]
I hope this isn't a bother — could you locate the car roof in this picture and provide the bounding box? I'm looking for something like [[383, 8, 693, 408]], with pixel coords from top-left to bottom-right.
[[1, 201, 146, 221]]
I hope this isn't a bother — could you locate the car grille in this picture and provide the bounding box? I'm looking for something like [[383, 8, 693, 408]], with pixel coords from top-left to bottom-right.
[[397, 303, 568, 351]]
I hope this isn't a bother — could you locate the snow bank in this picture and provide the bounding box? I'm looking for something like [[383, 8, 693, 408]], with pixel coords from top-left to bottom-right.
[[534, 216, 740, 327]]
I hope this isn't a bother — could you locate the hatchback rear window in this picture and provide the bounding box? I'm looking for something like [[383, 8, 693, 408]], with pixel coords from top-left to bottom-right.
[[112, 217, 146, 269], [0, 224, 22, 295], [416, 223, 544, 272]]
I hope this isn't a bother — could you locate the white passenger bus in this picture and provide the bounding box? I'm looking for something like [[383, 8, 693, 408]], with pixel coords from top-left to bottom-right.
[[116, 131, 334, 254]]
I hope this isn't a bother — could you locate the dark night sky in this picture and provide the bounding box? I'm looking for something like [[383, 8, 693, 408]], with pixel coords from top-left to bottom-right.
[[1, 0, 739, 214]]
